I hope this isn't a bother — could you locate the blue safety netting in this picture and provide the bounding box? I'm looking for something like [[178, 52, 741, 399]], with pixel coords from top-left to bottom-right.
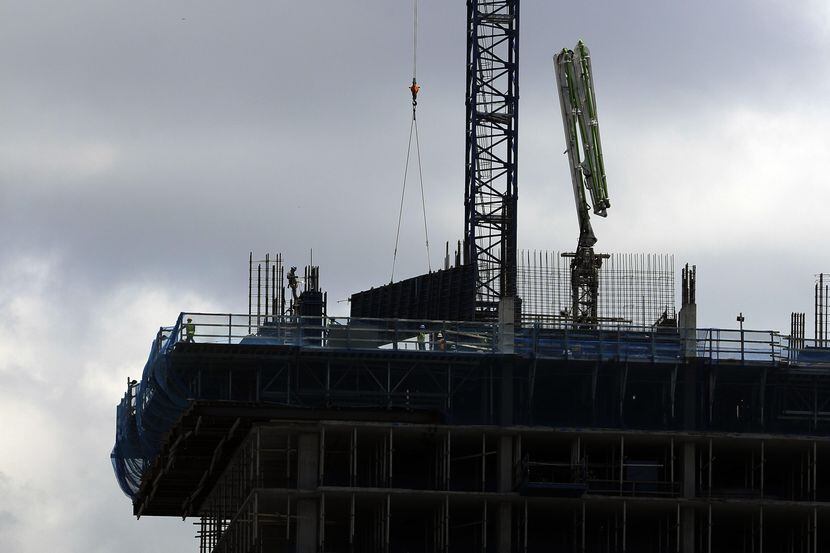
[[791, 347, 830, 367], [111, 316, 190, 499], [515, 327, 682, 363]]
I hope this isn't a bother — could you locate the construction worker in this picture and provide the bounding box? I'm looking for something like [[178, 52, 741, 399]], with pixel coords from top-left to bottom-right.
[[287, 266, 299, 299], [417, 324, 426, 351], [410, 79, 420, 107], [436, 331, 446, 352], [155, 327, 166, 353], [185, 317, 196, 343], [129, 379, 138, 409]]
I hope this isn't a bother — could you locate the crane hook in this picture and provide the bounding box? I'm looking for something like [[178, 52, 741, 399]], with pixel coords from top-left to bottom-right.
[[410, 78, 420, 109]]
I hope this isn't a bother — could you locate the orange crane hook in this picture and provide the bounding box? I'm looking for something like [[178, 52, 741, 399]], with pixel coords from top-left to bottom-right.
[[409, 78, 420, 107]]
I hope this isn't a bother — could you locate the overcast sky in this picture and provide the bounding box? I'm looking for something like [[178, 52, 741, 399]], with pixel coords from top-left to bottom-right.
[[2, 1, 830, 551]]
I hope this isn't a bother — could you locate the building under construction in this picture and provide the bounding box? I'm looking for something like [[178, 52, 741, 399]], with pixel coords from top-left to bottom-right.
[[111, 1, 830, 552]]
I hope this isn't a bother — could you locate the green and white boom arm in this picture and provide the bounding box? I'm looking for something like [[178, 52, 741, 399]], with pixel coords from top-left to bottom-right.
[[554, 41, 610, 249]]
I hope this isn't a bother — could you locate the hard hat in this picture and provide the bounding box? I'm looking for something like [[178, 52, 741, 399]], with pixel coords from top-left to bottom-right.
[[419, 325, 426, 329], [437, 332, 443, 338]]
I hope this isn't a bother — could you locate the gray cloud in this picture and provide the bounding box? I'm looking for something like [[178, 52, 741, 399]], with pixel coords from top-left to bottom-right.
[[1, 1, 829, 550]]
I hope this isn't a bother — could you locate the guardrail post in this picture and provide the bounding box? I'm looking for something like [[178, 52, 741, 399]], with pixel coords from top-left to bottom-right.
[[770, 331, 776, 363], [740, 325, 745, 363], [531, 323, 539, 354], [228, 313, 232, 345], [564, 326, 570, 360], [617, 328, 621, 361], [711, 330, 715, 360], [651, 330, 656, 363]]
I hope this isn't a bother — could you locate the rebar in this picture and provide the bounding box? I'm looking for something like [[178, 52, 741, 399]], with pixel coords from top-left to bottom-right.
[[517, 250, 676, 327]]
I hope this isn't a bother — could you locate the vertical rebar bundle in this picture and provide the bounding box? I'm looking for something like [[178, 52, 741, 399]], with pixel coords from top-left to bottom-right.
[[791, 312, 806, 350], [681, 263, 696, 307], [817, 274, 829, 347], [248, 252, 284, 332]]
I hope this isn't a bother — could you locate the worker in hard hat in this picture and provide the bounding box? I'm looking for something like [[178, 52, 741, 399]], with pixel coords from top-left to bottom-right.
[[436, 331, 446, 352], [155, 327, 166, 353], [410, 79, 420, 107], [417, 324, 427, 350], [185, 318, 196, 343], [287, 266, 299, 303]]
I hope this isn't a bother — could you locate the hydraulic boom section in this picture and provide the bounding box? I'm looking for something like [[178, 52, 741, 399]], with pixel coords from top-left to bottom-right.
[[555, 41, 610, 325]]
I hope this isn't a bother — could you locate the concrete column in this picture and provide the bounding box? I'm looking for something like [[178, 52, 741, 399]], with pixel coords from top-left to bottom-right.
[[680, 506, 695, 553], [296, 432, 320, 553], [497, 435, 514, 553], [679, 298, 698, 434], [681, 441, 696, 553], [498, 298, 515, 426], [678, 303, 698, 359], [682, 443, 696, 498], [500, 363, 514, 426], [498, 435, 513, 492], [498, 297, 516, 354], [297, 499, 319, 553], [497, 502, 512, 553], [497, 297, 516, 553], [298, 433, 320, 489]]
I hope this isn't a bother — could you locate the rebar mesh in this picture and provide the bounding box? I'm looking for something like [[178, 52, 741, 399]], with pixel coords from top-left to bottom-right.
[[518, 250, 676, 327]]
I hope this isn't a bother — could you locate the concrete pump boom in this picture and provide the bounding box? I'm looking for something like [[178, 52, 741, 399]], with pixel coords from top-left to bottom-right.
[[554, 41, 611, 324]]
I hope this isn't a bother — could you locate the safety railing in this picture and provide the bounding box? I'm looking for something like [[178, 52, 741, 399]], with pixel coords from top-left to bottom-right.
[[694, 328, 784, 363], [696, 329, 830, 366], [156, 312, 830, 366], [171, 312, 498, 353]]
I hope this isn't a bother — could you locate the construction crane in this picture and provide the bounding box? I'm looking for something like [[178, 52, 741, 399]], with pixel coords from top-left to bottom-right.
[[554, 41, 611, 326], [464, 0, 519, 321]]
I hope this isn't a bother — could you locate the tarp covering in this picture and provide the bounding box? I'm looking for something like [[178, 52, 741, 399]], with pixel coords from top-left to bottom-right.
[[111, 316, 189, 499]]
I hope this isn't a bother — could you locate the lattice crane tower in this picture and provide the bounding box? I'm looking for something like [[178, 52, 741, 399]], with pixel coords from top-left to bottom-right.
[[464, 0, 520, 321]]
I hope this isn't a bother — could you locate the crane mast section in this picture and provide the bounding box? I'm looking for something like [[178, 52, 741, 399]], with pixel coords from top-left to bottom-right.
[[464, 0, 520, 321]]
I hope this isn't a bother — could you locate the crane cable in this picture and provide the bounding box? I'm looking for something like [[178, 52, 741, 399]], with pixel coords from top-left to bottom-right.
[[391, 0, 431, 283]]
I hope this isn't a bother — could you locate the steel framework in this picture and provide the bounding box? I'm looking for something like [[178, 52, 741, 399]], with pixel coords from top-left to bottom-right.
[[464, 0, 519, 320]]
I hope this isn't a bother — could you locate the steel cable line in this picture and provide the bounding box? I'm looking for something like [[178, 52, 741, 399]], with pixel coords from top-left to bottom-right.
[[391, 0, 431, 282]]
